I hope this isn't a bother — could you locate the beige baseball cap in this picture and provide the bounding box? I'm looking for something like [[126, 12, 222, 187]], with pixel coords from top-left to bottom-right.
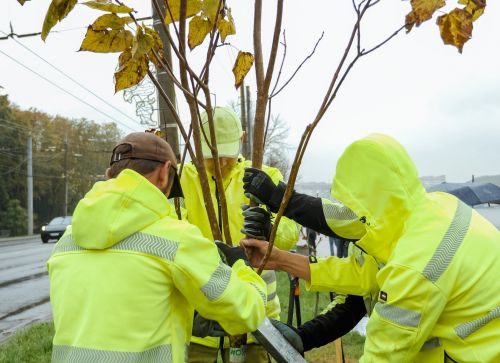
[[110, 132, 183, 198], [201, 107, 243, 158]]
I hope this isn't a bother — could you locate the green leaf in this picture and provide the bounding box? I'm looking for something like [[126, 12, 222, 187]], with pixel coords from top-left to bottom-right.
[[79, 26, 133, 53], [91, 14, 133, 31], [82, 1, 133, 13], [41, 0, 78, 41]]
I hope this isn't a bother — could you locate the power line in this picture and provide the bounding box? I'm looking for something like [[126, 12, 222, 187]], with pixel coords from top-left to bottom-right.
[[0, 122, 26, 132], [0, 17, 153, 41], [0, 118, 31, 132], [0, 48, 138, 132], [3, 32, 140, 126], [0, 157, 27, 175]]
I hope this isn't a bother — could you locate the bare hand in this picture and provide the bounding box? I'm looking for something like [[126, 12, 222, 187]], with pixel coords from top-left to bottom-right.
[[240, 238, 282, 270]]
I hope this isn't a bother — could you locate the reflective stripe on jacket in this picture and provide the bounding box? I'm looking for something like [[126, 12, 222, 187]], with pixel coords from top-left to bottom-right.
[[331, 134, 500, 362], [47, 169, 267, 362], [180, 159, 300, 348], [319, 243, 445, 362], [305, 199, 379, 296]]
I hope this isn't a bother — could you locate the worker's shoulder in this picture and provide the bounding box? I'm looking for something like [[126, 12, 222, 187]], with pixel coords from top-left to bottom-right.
[[146, 215, 205, 243]]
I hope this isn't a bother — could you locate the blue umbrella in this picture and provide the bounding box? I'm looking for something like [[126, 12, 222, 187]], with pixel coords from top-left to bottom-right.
[[427, 182, 500, 206]]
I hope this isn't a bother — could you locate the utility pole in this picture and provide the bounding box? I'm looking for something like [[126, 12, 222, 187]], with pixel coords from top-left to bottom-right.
[[152, 1, 180, 160], [27, 134, 33, 235], [240, 80, 249, 159], [64, 138, 68, 216]]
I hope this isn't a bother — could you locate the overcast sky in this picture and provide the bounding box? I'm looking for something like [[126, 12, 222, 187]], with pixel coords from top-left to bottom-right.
[[1, 0, 499, 183]]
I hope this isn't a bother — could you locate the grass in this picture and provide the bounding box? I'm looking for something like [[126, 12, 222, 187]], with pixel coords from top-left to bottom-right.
[[275, 271, 365, 362], [0, 272, 365, 362], [0, 322, 53, 363]]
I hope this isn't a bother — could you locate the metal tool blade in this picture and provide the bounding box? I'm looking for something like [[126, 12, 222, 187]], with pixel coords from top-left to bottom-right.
[[251, 318, 306, 363]]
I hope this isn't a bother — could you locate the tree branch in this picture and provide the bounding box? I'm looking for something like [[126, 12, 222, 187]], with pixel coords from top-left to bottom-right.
[[257, 0, 409, 274], [270, 32, 324, 98]]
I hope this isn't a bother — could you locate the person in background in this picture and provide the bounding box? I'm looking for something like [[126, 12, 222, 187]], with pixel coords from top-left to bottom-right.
[[47, 132, 267, 363], [242, 133, 500, 362], [329, 235, 348, 258], [305, 227, 318, 255], [180, 107, 300, 363]]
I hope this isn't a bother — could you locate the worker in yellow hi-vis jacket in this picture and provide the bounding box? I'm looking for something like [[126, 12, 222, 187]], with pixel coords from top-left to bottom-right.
[[180, 107, 300, 363], [47, 132, 267, 363], [242, 133, 500, 362]]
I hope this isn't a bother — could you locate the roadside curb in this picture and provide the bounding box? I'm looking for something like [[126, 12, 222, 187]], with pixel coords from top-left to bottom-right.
[[0, 312, 52, 345], [0, 235, 38, 243]]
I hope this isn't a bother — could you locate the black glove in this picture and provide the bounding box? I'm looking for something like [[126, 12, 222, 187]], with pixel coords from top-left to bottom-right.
[[192, 311, 228, 338], [243, 167, 285, 212], [241, 204, 272, 240], [270, 319, 304, 354], [215, 241, 249, 267]]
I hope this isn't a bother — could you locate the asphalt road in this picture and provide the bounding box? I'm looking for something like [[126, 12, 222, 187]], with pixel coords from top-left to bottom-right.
[[0, 235, 53, 344]]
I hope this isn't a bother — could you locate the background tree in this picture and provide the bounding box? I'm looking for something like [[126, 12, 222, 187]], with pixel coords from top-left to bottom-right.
[[263, 114, 291, 180], [0, 94, 121, 235], [229, 98, 291, 179]]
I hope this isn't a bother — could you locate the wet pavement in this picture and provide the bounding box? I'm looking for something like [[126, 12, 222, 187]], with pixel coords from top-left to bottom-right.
[[0, 236, 53, 343]]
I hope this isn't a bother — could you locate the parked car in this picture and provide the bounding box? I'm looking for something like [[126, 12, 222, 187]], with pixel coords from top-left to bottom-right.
[[41, 216, 72, 243]]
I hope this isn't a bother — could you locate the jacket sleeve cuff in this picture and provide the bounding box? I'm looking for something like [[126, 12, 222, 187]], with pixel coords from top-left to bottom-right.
[[304, 256, 322, 291]]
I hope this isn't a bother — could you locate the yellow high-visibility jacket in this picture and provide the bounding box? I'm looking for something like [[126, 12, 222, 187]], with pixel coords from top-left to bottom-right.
[[318, 243, 445, 362], [305, 199, 378, 296], [47, 169, 267, 363], [180, 158, 300, 348], [331, 133, 500, 362]]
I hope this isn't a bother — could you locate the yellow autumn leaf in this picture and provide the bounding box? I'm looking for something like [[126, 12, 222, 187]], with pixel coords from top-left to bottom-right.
[[80, 26, 133, 53], [82, 1, 133, 13], [458, 0, 486, 21], [405, 0, 446, 32], [437, 8, 473, 53], [115, 53, 149, 92], [118, 48, 133, 68], [144, 26, 163, 66], [165, 0, 202, 25], [91, 14, 133, 31], [188, 16, 212, 50], [144, 26, 162, 52], [41, 0, 78, 41], [217, 8, 236, 43], [232, 51, 254, 89], [132, 25, 156, 63], [202, 0, 221, 23]]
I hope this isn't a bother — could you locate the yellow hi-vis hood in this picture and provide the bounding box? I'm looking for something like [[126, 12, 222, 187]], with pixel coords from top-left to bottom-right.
[[72, 169, 175, 249], [332, 133, 426, 263]]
